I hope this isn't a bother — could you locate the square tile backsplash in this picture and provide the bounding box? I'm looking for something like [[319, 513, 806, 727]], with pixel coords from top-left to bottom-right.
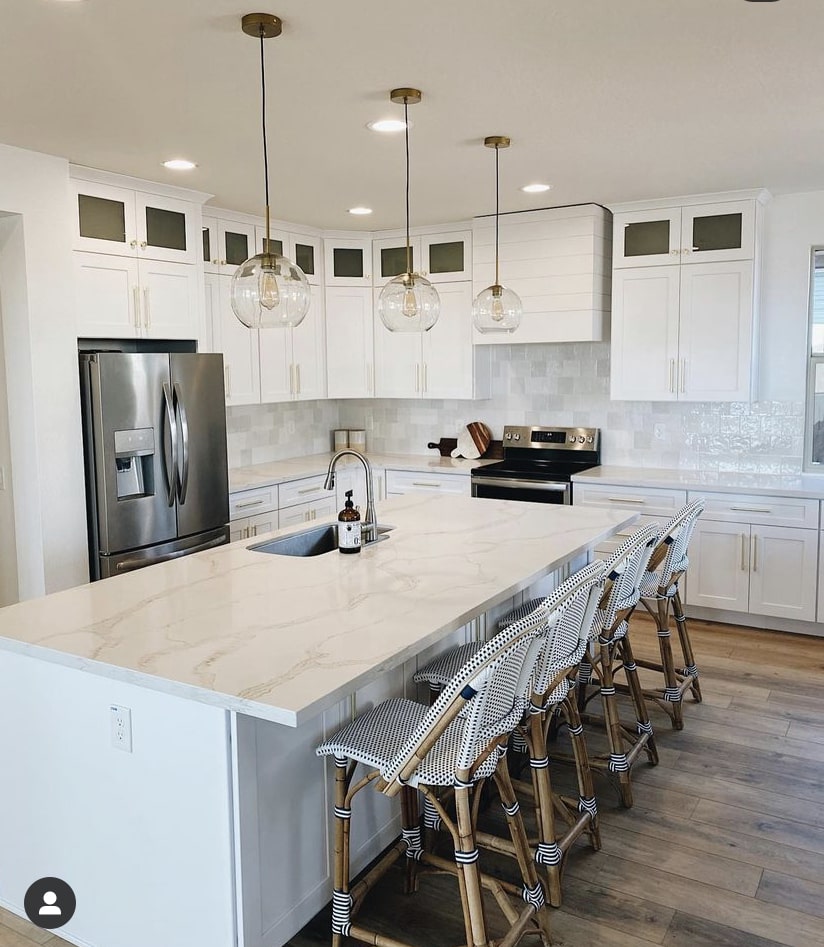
[[230, 343, 804, 474]]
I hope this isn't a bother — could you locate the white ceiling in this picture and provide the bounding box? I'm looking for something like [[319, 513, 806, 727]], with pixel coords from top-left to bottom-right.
[[1, 0, 820, 230]]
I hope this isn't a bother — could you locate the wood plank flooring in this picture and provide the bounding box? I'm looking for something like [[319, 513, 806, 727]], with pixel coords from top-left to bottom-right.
[[2, 617, 822, 947]]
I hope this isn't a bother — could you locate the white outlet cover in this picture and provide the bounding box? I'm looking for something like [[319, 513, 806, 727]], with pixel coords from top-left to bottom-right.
[[110, 704, 132, 753]]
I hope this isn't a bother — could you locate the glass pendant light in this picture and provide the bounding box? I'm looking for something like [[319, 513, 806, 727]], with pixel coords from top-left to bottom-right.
[[473, 136, 522, 334], [378, 88, 440, 332], [232, 14, 310, 330]]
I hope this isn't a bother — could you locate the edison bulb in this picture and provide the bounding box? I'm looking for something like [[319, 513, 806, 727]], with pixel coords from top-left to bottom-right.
[[378, 272, 440, 332], [231, 252, 310, 329], [473, 283, 522, 334]]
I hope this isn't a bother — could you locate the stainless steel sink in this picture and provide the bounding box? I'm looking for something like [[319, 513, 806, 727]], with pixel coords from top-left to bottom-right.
[[249, 523, 393, 557]]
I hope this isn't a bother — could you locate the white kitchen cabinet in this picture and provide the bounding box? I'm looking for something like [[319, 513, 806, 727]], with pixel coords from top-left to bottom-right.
[[229, 485, 279, 542], [259, 286, 326, 402], [687, 491, 819, 623], [255, 227, 321, 285], [231, 510, 279, 543], [325, 287, 374, 398], [613, 199, 756, 268], [323, 237, 373, 287], [207, 275, 260, 406], [334, 466, 386, 511], [278, 496, 337, 528], [372, 282, 487, 399], [73, 179, 198, 265], [610, 260, 754, 401], [372, 236, 421, 285], [422, 231, 471, 283], [75, 252, 200, 340], [203, 217, 256, 277], [472, 204, 611, 344], [385, 469, 470, 496]]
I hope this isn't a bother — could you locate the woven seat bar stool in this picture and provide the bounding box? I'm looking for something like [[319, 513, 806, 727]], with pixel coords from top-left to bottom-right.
[[575, 524, 661, 808], [634, 498, 705, 731], [316, 609, 554, 947], [414, 561, 607, 908]]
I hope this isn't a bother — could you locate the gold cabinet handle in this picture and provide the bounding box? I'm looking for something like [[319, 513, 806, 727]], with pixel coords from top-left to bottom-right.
[[235, 498, 264, 509], [740, 533, 747, 571], [296, 363, 301, 397], [680, 358, 686, 393], [298, 485, 321, 495], [143, 287, 151, 330], [751, 534, 758, 573], [608, 496, 645, 504], [669, 359, 675, 393], [132, 286, 141, 329]]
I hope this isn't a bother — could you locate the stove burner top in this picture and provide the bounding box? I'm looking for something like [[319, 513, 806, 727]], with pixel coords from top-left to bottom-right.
[[471, 425, 601, 484]]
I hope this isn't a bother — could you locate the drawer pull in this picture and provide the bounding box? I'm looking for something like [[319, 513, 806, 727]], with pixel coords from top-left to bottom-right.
[[730, 506, 772, 514], [297, 485, 321, 495], [235, 498, 264, 509], [413, 481, 442, 488], [607, 496, 646, 504], [740, 533, 748, 572]]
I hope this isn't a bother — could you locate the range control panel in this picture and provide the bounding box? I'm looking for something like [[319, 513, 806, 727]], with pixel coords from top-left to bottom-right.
[[502, 426, 600, 451]]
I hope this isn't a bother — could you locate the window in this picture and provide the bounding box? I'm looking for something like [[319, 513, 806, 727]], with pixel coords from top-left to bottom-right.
[[805, 248, 824, 467]]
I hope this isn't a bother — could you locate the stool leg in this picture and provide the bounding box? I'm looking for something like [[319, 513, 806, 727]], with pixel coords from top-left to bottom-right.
[[453, 783, 490, 947], [331, 757, 353, 947], [598, 641, 634, 808], [400, 786, 422, 895], [619, 635, 659, 767], [525, 711, 562, 908], [494, 764, 553, 947], [673, 589, 702, 704], [562, 690, 601, 852], [656, 595, 685, 730]]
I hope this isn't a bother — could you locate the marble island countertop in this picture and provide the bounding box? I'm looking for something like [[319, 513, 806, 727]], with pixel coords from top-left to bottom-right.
[[229, 451, 497, 492], [0, 495, 633, 727], [573, 465, 824, 500]]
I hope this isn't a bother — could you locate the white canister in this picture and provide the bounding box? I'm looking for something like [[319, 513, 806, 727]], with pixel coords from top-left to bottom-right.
[[348, 429, 366, 452], [333, 429, 349, 451]]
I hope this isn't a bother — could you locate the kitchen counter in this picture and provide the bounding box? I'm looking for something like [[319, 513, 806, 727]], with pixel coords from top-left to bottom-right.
[[0, 493, 632, 728], [573, 464, 824, 500], [229, 450, 497, 492]]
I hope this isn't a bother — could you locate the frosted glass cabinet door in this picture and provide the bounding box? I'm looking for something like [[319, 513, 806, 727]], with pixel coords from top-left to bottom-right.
[[422, 231, 471, 282], [372, 237, 422, 284], [680, 201, 755, 264], [324, 238, 372, 287], [73, 181, 137, 257], [135, 193, 197, 264], [613, 208, 681, 268]]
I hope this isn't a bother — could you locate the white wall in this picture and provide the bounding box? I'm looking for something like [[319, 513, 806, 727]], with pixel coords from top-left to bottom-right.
[[0, 144, 87, 597], [0, 272, 18, 605], [759, 190, 824, 402]]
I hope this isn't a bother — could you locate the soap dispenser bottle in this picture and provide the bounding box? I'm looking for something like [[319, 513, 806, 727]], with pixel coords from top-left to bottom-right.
[[338, 490, 362, 554]]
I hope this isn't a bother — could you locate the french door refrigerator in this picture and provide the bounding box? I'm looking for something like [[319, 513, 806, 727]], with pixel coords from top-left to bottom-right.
[[80, 352, 230, 580]]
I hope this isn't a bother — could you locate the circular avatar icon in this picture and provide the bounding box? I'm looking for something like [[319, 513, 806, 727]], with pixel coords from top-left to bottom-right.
[[23, 877, 76, 929]]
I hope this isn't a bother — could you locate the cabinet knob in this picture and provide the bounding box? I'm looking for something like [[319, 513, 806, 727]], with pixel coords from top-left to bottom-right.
[[212, 259, 219, 265], [221, 259, 227, 266], [130, 239, 138, 248], [140, 241, 147, 249]]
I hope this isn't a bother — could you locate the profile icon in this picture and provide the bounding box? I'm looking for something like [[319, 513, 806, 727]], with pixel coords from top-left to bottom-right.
[[39, 891, 61, 916], [24, 877, 75, 929]]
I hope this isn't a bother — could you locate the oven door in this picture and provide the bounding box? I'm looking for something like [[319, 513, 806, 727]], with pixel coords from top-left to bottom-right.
[[471, 476, 571, 505]]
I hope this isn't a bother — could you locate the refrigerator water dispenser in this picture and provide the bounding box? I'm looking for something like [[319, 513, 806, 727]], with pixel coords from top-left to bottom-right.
[[114, 428, 155, 499]]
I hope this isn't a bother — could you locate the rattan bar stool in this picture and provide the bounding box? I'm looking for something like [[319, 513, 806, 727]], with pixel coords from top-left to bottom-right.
[[414, 561, 607, 908], [634, 499, 705, 731], [316, 609, 554, 947], [575, 524, 661, 808]]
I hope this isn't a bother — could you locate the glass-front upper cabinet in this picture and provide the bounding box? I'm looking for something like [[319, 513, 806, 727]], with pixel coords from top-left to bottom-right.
[[203, 219, 256, 276], [614, 201, 756, 268], [255, 228, 320, 284], [324, 238, 372, 287], [74, 181, 197, 264], [422, 231, 471, 282], [373, 236, 422, 284]]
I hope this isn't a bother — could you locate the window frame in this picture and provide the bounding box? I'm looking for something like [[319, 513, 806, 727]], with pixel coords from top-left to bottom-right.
[[804, 246, 824, 470]]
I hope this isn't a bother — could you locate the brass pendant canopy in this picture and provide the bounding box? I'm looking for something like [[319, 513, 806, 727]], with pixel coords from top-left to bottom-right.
[[390, 87, 422, 105], [484, 135, 511, 149], [241, 13, 282, 38]]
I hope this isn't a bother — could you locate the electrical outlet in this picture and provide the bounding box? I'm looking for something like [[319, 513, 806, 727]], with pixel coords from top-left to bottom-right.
[[110, 705, 132, 752], [653, 424, 666, 441]]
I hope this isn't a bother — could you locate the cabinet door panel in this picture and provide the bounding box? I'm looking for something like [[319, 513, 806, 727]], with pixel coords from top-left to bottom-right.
[[202, 217, 219, 274], [324, 238, 372, 287], [610, 266, 680, 400], [258, 327, 292, 404], [73, 181, 137, 256], [219, 221, 256, 276], [277, 504, 313, 528], [74, 252, 139, 337], [325, 287, 374, 397], [687, 521, 750, 612], [749, 525, 818, 622], [213, 279, 260, 406], [138, 260, 199, 340], [135, 193, 197, 264], [373, 237, 421, 284], [291, 234, 321, 285], [422, 282, 473, 398], [291, 286, 326, 401], [678, 261, 753, 401], [613, 208, 681, 267], [373, 290, 420, 398], [423, 231, 471, 282], [244, 511, 279, 540], [681, 200, 755, 264]]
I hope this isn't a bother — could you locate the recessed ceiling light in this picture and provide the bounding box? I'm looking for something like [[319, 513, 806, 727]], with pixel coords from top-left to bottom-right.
[[520, 183, 552, 194], [367, 119, 408, 133], [163, 159, 197, 171], [348, 207, 373, 215]]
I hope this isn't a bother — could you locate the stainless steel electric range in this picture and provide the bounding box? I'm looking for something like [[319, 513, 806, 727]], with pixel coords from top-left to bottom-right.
[[470, 425, 601, 505]]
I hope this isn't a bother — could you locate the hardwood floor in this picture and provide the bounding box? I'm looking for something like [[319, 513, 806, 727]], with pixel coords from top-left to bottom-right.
[[2, 617, 822, 947]]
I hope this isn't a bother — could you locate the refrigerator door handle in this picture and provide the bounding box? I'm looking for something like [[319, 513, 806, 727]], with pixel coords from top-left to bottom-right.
[[173, 382, 190, 504], [162, 382, 178, 506]]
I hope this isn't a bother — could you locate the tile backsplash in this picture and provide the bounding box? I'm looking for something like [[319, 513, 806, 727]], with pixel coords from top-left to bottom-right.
[[230, 343, 805, 474]]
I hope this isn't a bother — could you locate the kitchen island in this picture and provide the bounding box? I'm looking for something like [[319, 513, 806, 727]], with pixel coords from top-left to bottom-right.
[[0, 494, 634, 947]]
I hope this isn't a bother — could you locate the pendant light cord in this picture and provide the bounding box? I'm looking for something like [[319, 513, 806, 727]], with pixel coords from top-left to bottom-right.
[[404, 98, 411, 276], [259, 28, 271, 243], [495, 143, 500, 287]]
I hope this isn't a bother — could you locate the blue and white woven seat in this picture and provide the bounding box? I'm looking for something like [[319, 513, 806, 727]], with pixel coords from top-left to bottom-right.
[[413, 560, 607, 908], [316, 607, 554, 947], [574, 523, 661, 808], [634, 499, 705, 730]]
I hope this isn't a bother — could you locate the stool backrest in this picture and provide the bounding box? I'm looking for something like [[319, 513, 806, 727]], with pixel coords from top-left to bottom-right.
[[647, 498, 704, 592], [532, 560, 606, 696], [380, 608, 548, 793], [600, 523, 661, 632]]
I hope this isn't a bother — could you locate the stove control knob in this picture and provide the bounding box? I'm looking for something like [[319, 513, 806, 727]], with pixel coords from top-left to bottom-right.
[[505, 433, 512, 440], [578, 435, 586, 443], [586, 436, 594, 444], [513, 433, 521, 441]]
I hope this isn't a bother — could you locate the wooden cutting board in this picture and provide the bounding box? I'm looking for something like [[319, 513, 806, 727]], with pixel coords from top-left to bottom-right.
[[427, 438, 504, 459]]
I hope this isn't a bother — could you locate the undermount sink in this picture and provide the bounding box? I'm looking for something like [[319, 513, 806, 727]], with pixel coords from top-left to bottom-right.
[[249, 523, 394, 557]]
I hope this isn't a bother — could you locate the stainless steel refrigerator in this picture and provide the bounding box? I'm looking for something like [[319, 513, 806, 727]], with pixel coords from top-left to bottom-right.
[[80, 352, 230, 580]]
